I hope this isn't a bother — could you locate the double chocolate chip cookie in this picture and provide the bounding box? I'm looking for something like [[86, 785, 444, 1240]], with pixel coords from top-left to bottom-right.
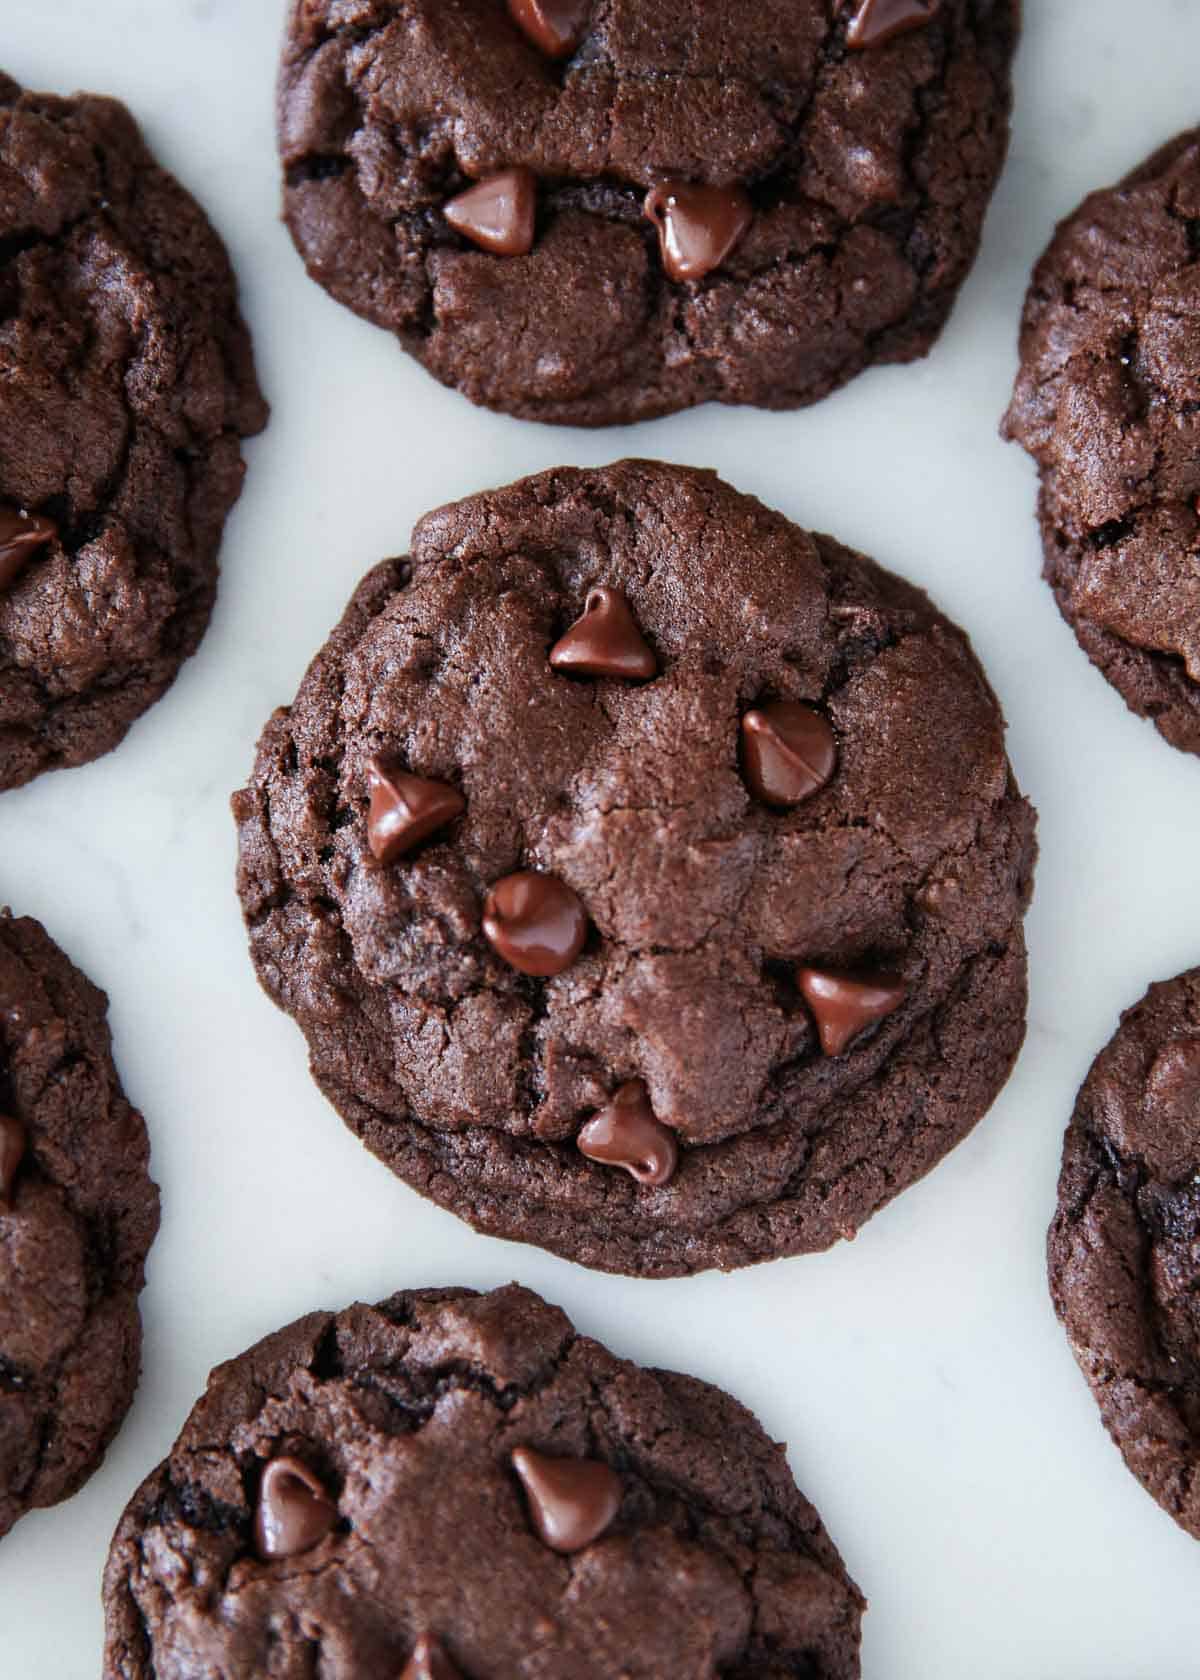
[[102, 1282, 864, 1677], [0, 74, 267, 791], [1004, 129, 1200, 757], [1049, 968, 1200, 1539], [279, 0, 1020, 425], [0, 910, 158, 1542], [234, 460, 1036, 1277]]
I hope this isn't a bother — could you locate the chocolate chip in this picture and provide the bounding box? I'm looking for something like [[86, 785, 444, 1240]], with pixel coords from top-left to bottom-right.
[[577, 1080, 678, 1186], [444, 169, 536, 256], [0, 1114, 26, 1207], [366, 757, 465, 865], [482, 872, 587, 977], [0, 506, 56, 593], [643, 180, 753, 282], [253, 1457, 337, 1560], [1147, 1038, 1200, 1116], [797, 967, 908, 1057], [507, 0, 589, 58], [844, 0, 940, 49], [401, 1633, 462, 1680], [740, 702, 836, 808], [548, 586, 657, 680], [510, 1445, 621, 1553]]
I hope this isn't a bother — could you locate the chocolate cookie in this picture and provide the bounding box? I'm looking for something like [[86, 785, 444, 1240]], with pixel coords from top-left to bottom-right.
[[102, 1282, 864, 1677], [1003, 129, 1200, 757], [0, 910, 158, 1542], [279, 0, 1019, 426], [234, 461, 1036, 1277], [0, 74, 267, 792], [1049, 968, 1200, 1539]]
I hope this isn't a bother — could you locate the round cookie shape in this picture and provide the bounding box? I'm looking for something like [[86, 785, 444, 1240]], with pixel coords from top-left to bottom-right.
[[1048, 968, 1200, 1539], [0, 910, 159, 1542], [0, 74, 267, 792], [233, 461, 1036, 1277], [1003, 129, 1200, 758], [102, 1283, 865, 1678], [278, 0, 1020, 426]]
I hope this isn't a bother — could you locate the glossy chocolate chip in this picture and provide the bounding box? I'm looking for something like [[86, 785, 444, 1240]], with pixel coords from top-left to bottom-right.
[[740, 702, 836, 808], [444, 169, 536, 256], [507, 0, 589, 57], [577, 1081, 678, 1187], [0, 1114, 26, 1206], [254, 1457, 337, 1560], [1148, 1038, 1200, 1115], [797, 967, 908, 1057], [549, 586, 657, 680], [366, 757, 465, 865], [511, 1445, 621, 1553], [844, 0, 940, 49], [0, 506, 56, 593], [482, 872, 587, 977], [401, 1633, 461, 1680], [644, 180, 753, 282]]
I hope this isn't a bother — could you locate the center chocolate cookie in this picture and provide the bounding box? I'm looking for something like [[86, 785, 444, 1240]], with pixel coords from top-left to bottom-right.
[[278, 0, 1020, 425], [102, 1283, 865, 1677], [234, 461, 1036, 1277]]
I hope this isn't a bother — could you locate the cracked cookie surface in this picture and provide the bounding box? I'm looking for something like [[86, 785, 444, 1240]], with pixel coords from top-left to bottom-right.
[[0, 910, 158, 1542], [1048, 968, 1200, 1540], [1003, 128, 1200, 757], [0, 73, 267, 791], [234, 461, 1036, 1277], [102, 1282, 865, 1678], [278, 0, 1019, 425]]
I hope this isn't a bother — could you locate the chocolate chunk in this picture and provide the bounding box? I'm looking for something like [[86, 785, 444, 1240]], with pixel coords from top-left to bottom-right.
[[844, 0, 940, 49], [401, 1633, 461, 1680], [643, 181, 753, 282], [0, 507, 56, 593], [577, 1081, 678, 1187], [548, 586, 657, 680], [254, 1457, 337, 1560], [507, 0, 589, 58], [510, 1445, 620, 1553], [797, 968, 907, 1057], [740, 702, 836, 808], [366, 757, 466, 865], [0, 1113, 26, 1206], [482, 872, 587, 977], [444, 169, 537, 256]]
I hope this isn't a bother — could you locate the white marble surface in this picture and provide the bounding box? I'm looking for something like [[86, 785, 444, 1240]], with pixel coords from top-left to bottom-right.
[[2, 2, 1200, 1674]]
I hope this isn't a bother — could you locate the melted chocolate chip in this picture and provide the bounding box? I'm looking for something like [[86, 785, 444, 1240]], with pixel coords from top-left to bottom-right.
[[643, 180, 753, 282], [507, 0, 589, 58], [482, 872, 587, 977], [577, 1081, 678, 1186], [366, 757, 465, 865], [844, 0, 940, 49], [510, 1445, 621, 1553], [401, 1633, 462, 1680], [740, 702, 837, 808], [0, 1114, 26, 1206], [0, 506, 56, 593], [548, 586, 657, 680], [1147, 1037, 1200, 1116], [254, 1457, 337, 1560], [797, 967, 908, 1057], [444, 169, 537, 256]]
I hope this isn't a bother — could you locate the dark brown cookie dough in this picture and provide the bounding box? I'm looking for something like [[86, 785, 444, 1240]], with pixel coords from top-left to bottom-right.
[[0, 74, 267, 792], [102, 1282, 865, 1678], [1003, 129, 1200, 757], [0, 910, 158, 1543], [278, 0, 1020, 426], [234, 461, 1036, 1277], [1049, 968, 1200, 1540]]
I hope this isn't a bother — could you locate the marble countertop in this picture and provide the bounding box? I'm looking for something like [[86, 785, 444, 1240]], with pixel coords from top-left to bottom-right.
[[3, 3, 1200, 1675]]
